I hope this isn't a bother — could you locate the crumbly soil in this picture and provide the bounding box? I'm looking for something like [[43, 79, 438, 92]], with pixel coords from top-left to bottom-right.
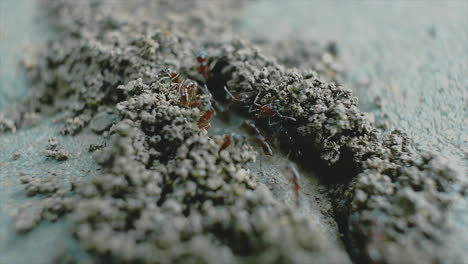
[[3, 0, 467, 263]]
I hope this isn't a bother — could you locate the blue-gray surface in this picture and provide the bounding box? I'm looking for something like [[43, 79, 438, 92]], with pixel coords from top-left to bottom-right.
[[0, 120, 99, 263], [0, 1, 96, 262], [0, 0, 48, 107], [0, 0, 467, 262]]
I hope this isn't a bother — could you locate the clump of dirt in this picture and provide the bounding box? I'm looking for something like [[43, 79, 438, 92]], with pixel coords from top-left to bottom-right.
[[45, 137, 69, 161], [69, 98, 349, 263], [204, 39, 466, 263], [0, 113, 16, 133], [253, 38, 345, 83], [12, 152, 21, 160], [7, 0, 352, 263], [5, 0, 466, 263], [14, 171, 72, 233]]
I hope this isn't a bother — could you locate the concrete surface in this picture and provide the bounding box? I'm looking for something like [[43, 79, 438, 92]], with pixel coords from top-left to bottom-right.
[[0, 1, 93, 262], [0, 0, 49, 108], [0, 0, 467, 262]]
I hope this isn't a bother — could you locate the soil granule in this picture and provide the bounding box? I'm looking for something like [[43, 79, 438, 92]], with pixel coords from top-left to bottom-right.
[[3, 0, 466, 263]]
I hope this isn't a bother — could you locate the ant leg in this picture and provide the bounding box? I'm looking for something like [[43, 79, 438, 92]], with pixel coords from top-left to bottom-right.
[[277, 113, 297, 122], [202, 84, 211, 95], [224, 86, 237, 101], [233, 134, 246, 147], [249, 91, 262, 113], [159, 76, 171, 83], [200, 84, 213, 103], [208, 60, 217, 71], [253, 91, 262, 107], [269, 119, 282, 126]]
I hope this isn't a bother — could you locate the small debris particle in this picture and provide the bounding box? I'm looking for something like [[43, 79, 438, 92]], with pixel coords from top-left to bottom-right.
[[45, 137, 69, 161], [13, 152, 21, 160]]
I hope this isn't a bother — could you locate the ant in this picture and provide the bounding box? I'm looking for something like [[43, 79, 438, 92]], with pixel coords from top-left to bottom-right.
[[218, 134, 247, 154], [250, 91, 296, 125], [159, 68, 203, 109], [218, 135, 232, 153], [200, 84, 230, 122], [365, 219, 386, 263], [241, 120, 273, 156], [349, 214, 386, 264], [224, 86, 251, 105], [179, 81, 201, 108], [255, 137, 273, 156], [159, 68, 181, 84], [197, 108, 214, 130], [195, 51, 209, 81], [242, 120, 261, 136], [278, 126, 303, 159], [282, 162, 301, 206]]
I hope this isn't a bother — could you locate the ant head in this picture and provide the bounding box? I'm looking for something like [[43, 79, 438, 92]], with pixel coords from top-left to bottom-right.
[[159, 67, 176, 77], [238, 93, 250, 101], [195, 51, 207, 61], [244, 119, 255, 126], [186, 82, 197, 89]]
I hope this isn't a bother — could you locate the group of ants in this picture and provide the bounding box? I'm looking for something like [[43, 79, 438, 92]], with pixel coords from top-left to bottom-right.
[[160, 52, 387, 261], [158, 51, 302, 205]]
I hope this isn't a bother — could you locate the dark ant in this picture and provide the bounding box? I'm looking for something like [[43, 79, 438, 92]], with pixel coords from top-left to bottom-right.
[[241, 120, 273, 156], [195, 51, 209, 81], [224, 86, 251, 105], [213, 102, 231, 122], [349, 214, 386, 264], [197, 108, 214, 130], [366, 219, 385, 263], [282, 162, 301, 206], [278, 126, 303, 159]]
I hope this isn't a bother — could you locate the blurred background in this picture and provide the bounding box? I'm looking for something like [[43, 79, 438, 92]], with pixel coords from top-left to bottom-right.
[[1, 0, 467, 263]]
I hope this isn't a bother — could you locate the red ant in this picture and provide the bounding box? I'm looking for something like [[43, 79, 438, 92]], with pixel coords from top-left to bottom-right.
[[255, 137, 273, 156], [282, 162, 301, 206], [231, 134, 246, 146], [218, 134, 247, 154], [195, 51, 209, 81], [179, 81, 201, 108], [242, 120, 261, 136], [159, 68, 203, 109], [197, 108, 214, 130], [250, 91, 296, 125], [218, 134, 232, 153], [241, 120, 273, 156], [200, 83, 230, 122], [159, 68, 181, 84]]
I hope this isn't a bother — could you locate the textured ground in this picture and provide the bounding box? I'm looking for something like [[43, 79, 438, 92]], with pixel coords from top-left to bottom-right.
[[243, 0, 468, 167], [0, 1, 467, 263]]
